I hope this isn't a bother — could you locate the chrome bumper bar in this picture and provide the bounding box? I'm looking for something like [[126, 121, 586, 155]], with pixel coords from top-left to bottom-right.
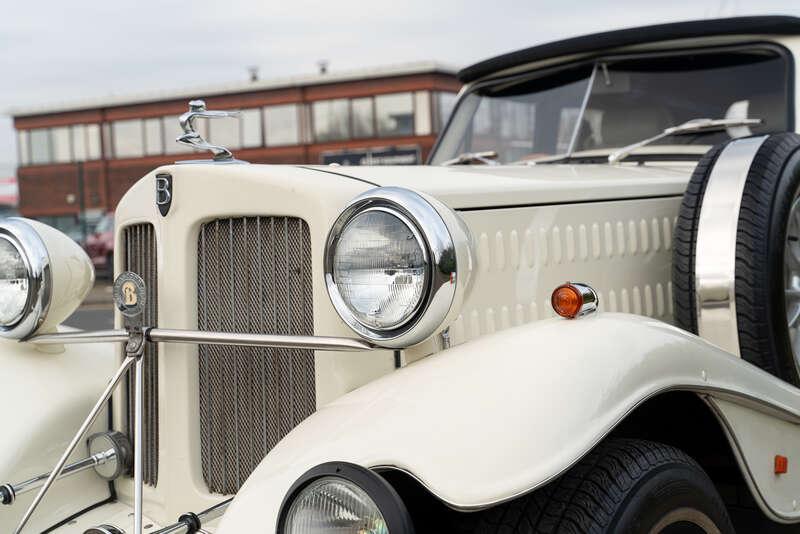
[[29, 328, 374, 351], [152, 498, 232, 534]]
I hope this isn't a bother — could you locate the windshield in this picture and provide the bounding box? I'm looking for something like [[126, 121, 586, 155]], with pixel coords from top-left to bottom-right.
[[431, 47, 790, 165]]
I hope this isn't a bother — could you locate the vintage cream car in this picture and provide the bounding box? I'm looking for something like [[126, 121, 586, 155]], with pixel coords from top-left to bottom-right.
[[6, 14, 800, 534]]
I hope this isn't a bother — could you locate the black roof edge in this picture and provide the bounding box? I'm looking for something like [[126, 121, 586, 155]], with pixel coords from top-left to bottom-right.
[[458, 15, 800, 83]]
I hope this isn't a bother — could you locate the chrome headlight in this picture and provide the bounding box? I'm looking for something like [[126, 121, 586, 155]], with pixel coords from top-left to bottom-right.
[[325, 187, 474, 348], [0, 218, 94, 339], [279, 463, 413, 534]]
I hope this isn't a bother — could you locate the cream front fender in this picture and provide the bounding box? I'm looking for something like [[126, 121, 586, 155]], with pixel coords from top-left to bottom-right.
[[218, 313, 800, 533], [0, 336, 117, 532]]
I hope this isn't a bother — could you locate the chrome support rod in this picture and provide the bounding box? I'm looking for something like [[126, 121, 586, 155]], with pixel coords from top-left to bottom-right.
[[152, 498, 233, 534], [147, 328, 373, 351], [133, 354, 144, 534], [1, 448, 115, 505], [28, 329, 130, 345], [14, 354, 136, 534]]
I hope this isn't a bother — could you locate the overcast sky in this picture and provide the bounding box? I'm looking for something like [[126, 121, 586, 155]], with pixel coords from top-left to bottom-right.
[[2, 0, 799, 175]]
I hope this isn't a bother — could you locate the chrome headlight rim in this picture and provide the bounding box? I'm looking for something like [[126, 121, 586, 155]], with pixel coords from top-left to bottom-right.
[[0, 218, 51, 339], [277, 461, 414, 534], [335, 205, 431, 332], [324, 187, 461, 347]]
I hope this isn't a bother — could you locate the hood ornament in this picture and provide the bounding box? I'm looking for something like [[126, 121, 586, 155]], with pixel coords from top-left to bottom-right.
[[176, 99, 242, 162]]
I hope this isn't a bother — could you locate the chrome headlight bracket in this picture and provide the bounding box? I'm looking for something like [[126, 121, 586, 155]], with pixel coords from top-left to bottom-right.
[[325, 187, 474, 348], [0, 218, 52, 339], [277, 462, 414, 534]]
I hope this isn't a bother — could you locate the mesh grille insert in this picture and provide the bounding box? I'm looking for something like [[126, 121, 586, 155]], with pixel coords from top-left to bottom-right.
[[123, 223, 159, 487], [197, 216, 315, 494]]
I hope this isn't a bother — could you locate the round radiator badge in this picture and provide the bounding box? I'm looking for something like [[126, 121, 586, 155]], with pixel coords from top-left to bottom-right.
[[113, 272, 147, 318]]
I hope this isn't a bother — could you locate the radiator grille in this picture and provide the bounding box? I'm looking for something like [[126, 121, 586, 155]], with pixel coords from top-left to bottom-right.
[[198, 216, 315, 494], [123, 223, 159, 486]]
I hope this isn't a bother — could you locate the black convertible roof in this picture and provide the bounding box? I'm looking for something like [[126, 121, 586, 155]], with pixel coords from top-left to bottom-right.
[[458, 15, 800, 83]]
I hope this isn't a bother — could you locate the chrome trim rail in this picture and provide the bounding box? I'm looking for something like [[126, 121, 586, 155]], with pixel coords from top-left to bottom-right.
[[694, 135, 767, 355], [28, 329, 130, 345], [1, 448, 116, 505], [148, 328, 373, 351], [27, 328, 373, 351], [152, 498, 233, 534]]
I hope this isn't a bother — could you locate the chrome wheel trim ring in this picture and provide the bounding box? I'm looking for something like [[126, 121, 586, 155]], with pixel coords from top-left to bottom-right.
[[648, 507, 721, 534]]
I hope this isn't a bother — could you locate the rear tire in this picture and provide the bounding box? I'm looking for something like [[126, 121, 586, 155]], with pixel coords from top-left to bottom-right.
[[463, 438, 733, 534]]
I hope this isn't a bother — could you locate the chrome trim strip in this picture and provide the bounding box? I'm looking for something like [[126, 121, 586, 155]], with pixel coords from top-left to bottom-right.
[[133, 354, 144, 534], [28, 329, 130, 345], [27, 328, 373, 351], [151, 498, 233, 534], [2, 448, 116, 504], [694, 136, 767, 355], [148, 328, 373, 351]]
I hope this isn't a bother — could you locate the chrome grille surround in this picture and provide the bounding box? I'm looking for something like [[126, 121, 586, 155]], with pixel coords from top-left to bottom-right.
[[197, 216, 315, 495], [123, 223, 159, 486]]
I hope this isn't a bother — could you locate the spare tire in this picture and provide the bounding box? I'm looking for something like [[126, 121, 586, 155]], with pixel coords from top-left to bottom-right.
[[673, 132, 800, 386]]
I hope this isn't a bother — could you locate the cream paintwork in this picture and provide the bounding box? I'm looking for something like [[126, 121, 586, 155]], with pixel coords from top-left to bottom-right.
[[6, 31, 800, 533], [320, 162, 691, 209], [217, 314, 800, 532], [0, 336, 115, 533], [109, 164, 396, 526], [22, 219, 95, 336]]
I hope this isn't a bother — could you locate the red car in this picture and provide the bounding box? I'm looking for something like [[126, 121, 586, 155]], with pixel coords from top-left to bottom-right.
[[84, 212, 114, 277]]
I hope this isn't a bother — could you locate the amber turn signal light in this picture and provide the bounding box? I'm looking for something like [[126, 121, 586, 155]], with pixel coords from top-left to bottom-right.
[[551, 282, 599, 319], [775, 454, 788, 475]]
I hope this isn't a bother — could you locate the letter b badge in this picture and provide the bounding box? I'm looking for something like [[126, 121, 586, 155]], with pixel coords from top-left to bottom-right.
[[156, 173, 172, 216]]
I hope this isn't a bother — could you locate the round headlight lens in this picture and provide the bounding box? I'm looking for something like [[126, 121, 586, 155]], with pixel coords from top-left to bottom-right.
[[284, 476, 388, 534], [332, 209, 427, 330], [0, 237, 30, 326]]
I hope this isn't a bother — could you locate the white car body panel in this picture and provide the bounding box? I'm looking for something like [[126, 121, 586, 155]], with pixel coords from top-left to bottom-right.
[[314, 162, 690, 209], [218, 314, 800, 532], [7, 27, 800, 534], [0, 337, 115, 533]]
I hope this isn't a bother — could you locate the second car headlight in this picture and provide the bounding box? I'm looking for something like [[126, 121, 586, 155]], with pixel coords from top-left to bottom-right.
[[278, 462, 413, 534], [325, 187, 474, 348], [283, 476, 388, 534], [0, 218, 94, 340]]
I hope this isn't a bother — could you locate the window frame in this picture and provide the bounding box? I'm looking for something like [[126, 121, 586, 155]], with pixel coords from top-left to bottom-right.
[[428, 41, 795, 163]]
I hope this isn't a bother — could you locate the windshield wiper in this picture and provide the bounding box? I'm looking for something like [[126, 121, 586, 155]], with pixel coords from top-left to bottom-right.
[[441, 150, 499, 166], [607, 118, 762, 164]]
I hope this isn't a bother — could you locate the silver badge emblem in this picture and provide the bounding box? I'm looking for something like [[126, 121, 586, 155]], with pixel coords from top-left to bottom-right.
[[113, 272, 147, 318]]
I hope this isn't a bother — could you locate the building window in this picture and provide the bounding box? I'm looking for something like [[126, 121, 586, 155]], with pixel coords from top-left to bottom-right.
[[113, 119, 144, 158], [86, 124, 101, 160], [434, 92, 458, 132], [52, 126, 72, 163], [241, 109, 262, 148], [144, 118, 163, 155], [312, 99, 350, 142], [414, 91, 432, 136], [29, 128, 52, 165], [72, 124, 87, 161], [17, 131, 29, 166], [208, 110, 241, 150], [351, 97, 374, 138], [265, 104, 301, 146], [375, 93, 414, 137]]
